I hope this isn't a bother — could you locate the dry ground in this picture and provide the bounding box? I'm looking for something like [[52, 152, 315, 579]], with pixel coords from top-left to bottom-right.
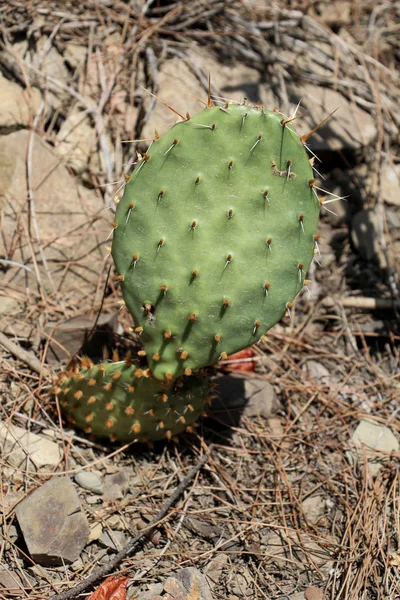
[[0, 1, 399, 599]]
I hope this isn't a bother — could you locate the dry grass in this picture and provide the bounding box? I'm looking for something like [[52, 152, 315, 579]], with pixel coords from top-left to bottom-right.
[[0, 1, 399, 599]]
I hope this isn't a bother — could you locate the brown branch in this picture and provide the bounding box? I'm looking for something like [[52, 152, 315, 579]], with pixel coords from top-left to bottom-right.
[[0, 331, 51, 379]]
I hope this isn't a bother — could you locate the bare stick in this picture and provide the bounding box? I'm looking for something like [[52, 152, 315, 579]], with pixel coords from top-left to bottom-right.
[[49, 447, 213, 600], [322, 296, 400, 311], [0, 332, 51, 379]]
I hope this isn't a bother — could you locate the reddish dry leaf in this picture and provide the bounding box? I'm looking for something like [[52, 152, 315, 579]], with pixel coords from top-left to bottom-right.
[[88, 576, 129, 600], [223, 348, 256, 372]]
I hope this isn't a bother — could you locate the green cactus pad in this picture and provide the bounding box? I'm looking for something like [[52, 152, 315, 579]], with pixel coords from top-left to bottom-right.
[[112, 103, 320, 380], [57, 359, 209, 442]]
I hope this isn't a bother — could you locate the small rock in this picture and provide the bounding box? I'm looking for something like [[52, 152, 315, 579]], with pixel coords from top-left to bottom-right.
[[212, 375, 279, 426], [15, 477, 89, 566], [185, 517, 224, 541], [301, 495, 326, 525], [289, 594, 305, 600], [347, 420, 399, 476], [0, 297, 20, 315], [45, 313, 118, 364], [163, 567, 213, 600], [102, 469, 130, 501], [320, 1, 351, 26], [88, 522, 103, 543], [304, 586, 324, 600], [0, 421, 62, 471], [381, 161, 400, 207], [0, 569, 24, 595], [75, 471, 103, 495], [228, 568, 254, 597], [303, 361, 332, 385], [0, 73, 42, 129], [99, 530, 127, 552], [136, 583, 164, 600], [204, 553, 229, 588]]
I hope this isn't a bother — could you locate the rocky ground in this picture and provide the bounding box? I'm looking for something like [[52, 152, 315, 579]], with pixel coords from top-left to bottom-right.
[[0, 1, 399, 599]]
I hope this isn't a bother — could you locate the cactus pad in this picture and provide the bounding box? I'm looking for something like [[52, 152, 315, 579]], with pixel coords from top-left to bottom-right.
[[112, 103, 320, 380], [57, 359, 209, 442]]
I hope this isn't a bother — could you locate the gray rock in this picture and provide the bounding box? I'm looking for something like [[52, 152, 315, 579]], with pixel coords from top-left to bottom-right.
[[0, 297, 20, 315], [74, 471, 103, 495], [212, 375, 279, 426], [0, 569, 24, 595], [0, 421, 62, 471], [45, 313, 119, 364], [301, 495, 326, 525], [204, 553, 229, 588], [102, 469, 130, 501], [15, 477, 89, 566], [99, 529, 127, 551], [303, 361, 332, 385], [347, 420, 399, 476], [163, 567, 213, 600], [0, 73, 42, 129], [136, 583, 163, 600], [0, 130, 103, 297], [381, 161, 400, 207]]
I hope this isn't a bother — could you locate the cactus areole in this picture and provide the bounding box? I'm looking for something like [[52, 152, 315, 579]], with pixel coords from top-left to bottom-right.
[[112, 104, 320, 380]]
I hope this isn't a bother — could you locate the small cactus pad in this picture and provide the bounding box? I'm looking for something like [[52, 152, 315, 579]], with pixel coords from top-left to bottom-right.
[[57, 360, 209, 442], [112, 103, 320, 380]]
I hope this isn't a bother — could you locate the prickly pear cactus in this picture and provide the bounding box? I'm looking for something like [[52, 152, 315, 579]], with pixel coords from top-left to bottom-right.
[[112, 103, 320, 380], [56, 358, 209, 442]]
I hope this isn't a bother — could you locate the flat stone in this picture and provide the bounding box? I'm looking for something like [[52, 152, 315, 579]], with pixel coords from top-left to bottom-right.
[[303, 361, 332, 385], [102, 469, 130, 501], [74, 471, 103, 494], [347, 420, 399, 476], [304, 586, 324, 600], [56, 109, 109, 175], [211, 375, 279, 426], [204, 553, 229, 588], [0, 73, 42, 129], [15, 477, 89, 566], [381, 161, 400, 207], [0, 421, 62, 471], [0, 569, 24, 595], [163, 567, 213, 600], [301, 495, 326, 525], [296, 84, 377, 152], [0, 130, 104, 297], [0, 297, 21, 315], [99, 530, 127, 552]]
